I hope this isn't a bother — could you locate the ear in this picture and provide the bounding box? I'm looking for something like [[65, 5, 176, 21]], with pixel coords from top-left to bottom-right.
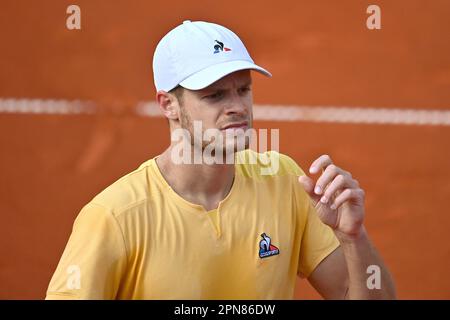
[[156, 90, 179, 120]]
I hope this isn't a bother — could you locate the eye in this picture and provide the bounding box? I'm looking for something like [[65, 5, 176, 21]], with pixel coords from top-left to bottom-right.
[[238, 86, 251, 95], [204, 90, 224, 100]]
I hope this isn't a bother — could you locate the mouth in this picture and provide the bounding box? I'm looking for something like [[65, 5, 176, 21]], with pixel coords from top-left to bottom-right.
[[220, 121, 249, 131]]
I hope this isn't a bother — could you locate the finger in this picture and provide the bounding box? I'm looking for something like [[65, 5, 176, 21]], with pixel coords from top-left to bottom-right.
[[320, 174, 359, 204], [309, 154, 333, 174], [330, 188, 365, 210], [314, 164, 343, 196], [298, 175, 320, 203], [298, 175, 314, 194], [319, 174, 347, 205]]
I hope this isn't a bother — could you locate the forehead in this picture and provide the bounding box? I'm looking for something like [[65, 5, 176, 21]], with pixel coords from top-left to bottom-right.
[[204, 70, 252, 90]]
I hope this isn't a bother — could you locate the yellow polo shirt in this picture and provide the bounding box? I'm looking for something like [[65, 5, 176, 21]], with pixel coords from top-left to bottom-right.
[[46, 150, 339, 299]]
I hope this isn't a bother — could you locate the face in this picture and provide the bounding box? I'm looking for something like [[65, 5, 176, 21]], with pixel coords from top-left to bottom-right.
[[172, 70, 254, 156]]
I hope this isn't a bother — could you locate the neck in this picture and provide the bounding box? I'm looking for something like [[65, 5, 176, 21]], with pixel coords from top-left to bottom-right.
[[155, 146, 235, 211]]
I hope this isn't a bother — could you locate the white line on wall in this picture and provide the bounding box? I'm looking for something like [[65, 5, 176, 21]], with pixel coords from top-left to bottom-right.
[[1, 98, 450, 126]]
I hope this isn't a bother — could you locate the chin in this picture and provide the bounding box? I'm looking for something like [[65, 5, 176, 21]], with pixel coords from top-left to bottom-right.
[[224, 138, 250, 154]]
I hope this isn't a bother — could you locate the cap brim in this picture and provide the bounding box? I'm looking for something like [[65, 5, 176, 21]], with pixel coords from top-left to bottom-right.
[[179, 60, 272, 90]]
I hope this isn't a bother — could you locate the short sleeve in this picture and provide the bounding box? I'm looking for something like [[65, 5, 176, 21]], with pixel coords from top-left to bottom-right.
[[45, 203, 128, 300], [297, 198, 340, 278], [277, 153, 340, 278]]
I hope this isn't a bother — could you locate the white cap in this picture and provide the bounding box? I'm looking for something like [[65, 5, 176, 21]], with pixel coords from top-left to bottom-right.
[[153, 20, 271, 92]]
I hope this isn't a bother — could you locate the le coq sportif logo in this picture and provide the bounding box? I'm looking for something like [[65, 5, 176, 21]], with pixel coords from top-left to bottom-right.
[[259, 233, 280, 259], [214, 40, 231, 54]]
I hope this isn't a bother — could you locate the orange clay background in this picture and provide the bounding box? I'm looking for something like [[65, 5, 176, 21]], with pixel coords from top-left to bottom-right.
[[1, 0, 449, 299]]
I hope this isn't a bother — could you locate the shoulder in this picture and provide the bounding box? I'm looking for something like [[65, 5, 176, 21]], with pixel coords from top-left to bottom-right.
[[235, 149, 307, 179], [89, 159, 154, 216]]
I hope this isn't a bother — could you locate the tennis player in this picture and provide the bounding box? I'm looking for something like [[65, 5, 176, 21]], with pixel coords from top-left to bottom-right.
[[46, 20, 396, 299]]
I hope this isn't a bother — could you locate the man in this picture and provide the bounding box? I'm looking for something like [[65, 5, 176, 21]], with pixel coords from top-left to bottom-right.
[[46, 20, 396, 299]]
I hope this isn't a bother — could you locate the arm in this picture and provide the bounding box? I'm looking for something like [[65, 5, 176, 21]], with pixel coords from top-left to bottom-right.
[[46, 203, 127, 299], [337, 225, 395, 299], [299, 155, 396, 300], [307, 229, 396, 299]]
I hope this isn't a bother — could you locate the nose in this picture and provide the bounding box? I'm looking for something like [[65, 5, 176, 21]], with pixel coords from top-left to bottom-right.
[[223, 91, 249, 117]]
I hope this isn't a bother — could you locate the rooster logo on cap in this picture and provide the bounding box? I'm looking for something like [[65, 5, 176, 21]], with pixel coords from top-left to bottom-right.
[[213, 40, 231, 54]]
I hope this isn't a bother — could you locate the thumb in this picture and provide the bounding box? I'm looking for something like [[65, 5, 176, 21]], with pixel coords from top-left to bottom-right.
[[298, 175, 320, 203]]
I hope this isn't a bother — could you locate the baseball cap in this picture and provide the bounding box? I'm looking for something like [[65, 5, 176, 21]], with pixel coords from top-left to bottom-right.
[[153, 20, 271, 92]]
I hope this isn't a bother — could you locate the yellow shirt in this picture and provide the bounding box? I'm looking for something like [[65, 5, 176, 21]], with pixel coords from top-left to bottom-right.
[[46, 150, 339, 299]]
